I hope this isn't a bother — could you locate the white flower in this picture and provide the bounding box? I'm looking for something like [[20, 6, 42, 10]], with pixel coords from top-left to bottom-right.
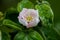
[[18, 8, 40, 28]]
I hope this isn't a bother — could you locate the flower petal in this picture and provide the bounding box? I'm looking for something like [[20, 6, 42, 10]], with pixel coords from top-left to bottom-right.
[[18, 16, 27, 26], [26, 18, 40, 28], [18, 8, 40, 28]]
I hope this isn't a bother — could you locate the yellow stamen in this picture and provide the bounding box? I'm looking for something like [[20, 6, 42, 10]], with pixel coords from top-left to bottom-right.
[[26, 15, 33, 22]]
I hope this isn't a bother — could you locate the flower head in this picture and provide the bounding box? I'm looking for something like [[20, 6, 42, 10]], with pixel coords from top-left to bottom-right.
[[18, 8, 40, 28]]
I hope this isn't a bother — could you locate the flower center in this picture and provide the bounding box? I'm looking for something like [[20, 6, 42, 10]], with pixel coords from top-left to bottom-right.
[[26, 15, 33, 22]]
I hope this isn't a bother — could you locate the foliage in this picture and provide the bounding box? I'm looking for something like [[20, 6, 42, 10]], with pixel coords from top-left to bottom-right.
[[0, 0, 59, 40]]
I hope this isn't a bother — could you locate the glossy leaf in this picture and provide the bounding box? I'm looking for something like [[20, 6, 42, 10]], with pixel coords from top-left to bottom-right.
[[17, 0, 34, 12], [14, 32, 25, 40], [35, 3, 54, 27], [14, 30, 43, 40], [3, 19, 22, 31], [29, 30, 43, 40]]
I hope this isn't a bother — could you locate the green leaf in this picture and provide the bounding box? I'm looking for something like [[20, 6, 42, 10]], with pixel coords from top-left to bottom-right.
[[0, 30, 10, 40], [14, 32, 25, 40], [14, 30, 43, 40], [35, 3, 54, 27], [17, 0, 34, 12], [40, 27, 60, 40], [29, 30, 43, 40], [3, 19, 22, 31]]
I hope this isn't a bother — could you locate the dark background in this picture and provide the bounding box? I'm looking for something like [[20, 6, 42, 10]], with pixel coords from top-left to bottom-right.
[[0, 0, 60, 26]]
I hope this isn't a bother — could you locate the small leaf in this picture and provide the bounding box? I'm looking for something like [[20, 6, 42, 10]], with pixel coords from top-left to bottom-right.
[[3, 19, 22, 31], [17, 0, 34, 12], [14, 30, 43, 40]]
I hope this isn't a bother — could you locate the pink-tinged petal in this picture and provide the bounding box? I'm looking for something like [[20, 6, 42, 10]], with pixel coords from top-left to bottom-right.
[[19, 8, 28, 16], [26, 18, 40, 28], [18, 8, 40, 28], [18, 14, 27, 26], [18, 16, 27, 26], [29, 9, 39, 18]]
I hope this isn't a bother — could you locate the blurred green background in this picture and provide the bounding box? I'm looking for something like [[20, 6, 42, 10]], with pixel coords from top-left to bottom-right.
[[0, 0, 60, 26]]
